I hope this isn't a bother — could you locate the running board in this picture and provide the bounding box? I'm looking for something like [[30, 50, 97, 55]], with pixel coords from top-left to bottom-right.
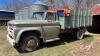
[[45, 38, 60, 42]]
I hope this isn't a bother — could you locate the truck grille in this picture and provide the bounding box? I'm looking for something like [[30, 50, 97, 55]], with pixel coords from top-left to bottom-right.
[[7, 26, 14, 39]]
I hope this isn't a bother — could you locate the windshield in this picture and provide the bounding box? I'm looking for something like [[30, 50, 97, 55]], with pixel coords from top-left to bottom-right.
[[32, 12, 44, 20]]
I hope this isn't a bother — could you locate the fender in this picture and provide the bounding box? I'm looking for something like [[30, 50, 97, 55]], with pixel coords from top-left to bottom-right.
[[15, 27, 42, 43]]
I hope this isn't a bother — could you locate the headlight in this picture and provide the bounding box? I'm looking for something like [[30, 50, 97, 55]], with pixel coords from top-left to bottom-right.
[[8, 24, 17, 28]]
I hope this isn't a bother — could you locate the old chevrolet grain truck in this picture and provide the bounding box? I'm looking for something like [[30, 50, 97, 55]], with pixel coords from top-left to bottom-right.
[[7, 1, 92, 52]]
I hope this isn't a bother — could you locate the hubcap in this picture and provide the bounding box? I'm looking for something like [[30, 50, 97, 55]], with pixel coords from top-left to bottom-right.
[[27, 39, 36, 49], [77, 30, 83, 39]]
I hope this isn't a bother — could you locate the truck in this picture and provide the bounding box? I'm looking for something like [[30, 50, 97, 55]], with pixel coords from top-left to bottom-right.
[[7, 2, 92, 52]]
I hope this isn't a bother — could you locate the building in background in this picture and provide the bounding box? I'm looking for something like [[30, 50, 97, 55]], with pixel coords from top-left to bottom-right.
[[0, 10, 15, 26], [15, 1, 48, 20], [88, 4, 100, 33]]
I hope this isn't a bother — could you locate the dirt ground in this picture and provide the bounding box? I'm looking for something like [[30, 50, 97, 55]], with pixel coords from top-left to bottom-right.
[[0, 27, 100, 56], [68, 32, 100, 56]]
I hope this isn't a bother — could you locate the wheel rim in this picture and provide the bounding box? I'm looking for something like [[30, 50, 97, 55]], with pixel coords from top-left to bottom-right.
[[77, 30, 84, 39], [26, 38, 38, 51]]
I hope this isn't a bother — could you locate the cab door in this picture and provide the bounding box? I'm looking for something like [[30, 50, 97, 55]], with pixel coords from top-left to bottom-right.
[[42, 12, 60, 41], [42, 21, 60, 41]]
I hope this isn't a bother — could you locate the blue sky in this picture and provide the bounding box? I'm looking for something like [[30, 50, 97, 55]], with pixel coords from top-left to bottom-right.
[[0, 0, 98, 10], [0, 0, 5, 9], [0, 0, 84, 9], [0, 0, 36, 9], [0, 0, 73, 9]]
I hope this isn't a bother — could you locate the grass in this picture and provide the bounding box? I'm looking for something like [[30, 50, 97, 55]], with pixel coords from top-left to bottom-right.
[[21, 35, 94, 56], [0, 27, 94, 56]]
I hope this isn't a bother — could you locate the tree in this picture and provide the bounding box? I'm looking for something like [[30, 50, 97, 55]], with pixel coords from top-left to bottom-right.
[[72, 0, 83, 9], [4, 0, 29, 11], [4, 0, 13, 10]]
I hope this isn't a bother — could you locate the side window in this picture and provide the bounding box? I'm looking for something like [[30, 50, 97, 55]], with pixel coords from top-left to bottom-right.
[[45, 13, 56, 21]]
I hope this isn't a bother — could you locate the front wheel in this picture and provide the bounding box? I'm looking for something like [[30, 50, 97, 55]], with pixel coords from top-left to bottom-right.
[[19, 33, 40, 52]]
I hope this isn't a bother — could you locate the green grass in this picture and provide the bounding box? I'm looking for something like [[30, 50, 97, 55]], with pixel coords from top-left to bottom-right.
[[19, 35, 94, 56]]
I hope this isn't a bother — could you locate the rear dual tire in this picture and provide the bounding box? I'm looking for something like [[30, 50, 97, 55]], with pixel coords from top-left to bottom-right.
[[76, 29, 84, 40], [73, 28, 85, 40]]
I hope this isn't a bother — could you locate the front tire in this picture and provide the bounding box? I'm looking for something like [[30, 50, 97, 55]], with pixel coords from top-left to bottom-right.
[[19, 33, 40, 52]]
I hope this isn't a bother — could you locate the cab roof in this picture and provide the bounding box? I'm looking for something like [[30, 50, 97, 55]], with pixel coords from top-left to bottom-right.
[[47, 8, 70, 16]]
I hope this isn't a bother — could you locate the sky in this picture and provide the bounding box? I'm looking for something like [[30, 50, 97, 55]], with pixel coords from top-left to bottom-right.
[[0, 0, 77, 10], [0, 0, 99, 10], [0, 0, 36, 10], [0, 0, 5, 9]]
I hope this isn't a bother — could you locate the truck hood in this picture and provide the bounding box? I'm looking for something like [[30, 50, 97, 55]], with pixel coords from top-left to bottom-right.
[[8, 20, 59, 25]]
